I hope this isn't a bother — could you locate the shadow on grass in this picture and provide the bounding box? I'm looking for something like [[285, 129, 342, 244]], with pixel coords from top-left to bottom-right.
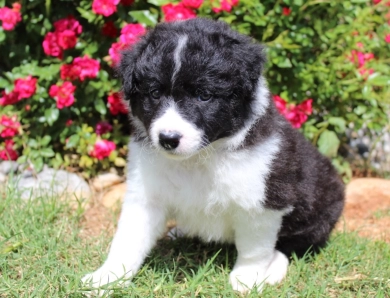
[[144, 236, 237, 283]]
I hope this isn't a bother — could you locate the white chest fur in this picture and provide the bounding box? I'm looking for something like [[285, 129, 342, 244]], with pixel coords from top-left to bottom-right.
[[129, 133, 281, 243]]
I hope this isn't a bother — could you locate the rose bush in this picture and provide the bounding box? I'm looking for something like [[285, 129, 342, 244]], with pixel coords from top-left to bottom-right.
[[0, 0, 389, 179]]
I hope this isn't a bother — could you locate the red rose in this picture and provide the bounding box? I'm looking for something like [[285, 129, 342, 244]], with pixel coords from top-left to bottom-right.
[[272, 95, 287, 114], [60, 64, 80, 81], [102, 21, 118, 38], [54, 15, 82, 35], [96, 121, 113, 135], [14, 76, 37, 100], [49, 81, 76, 109], [0, 115, 21, 138], [0, 90, 20, 106], [90, 139, 116, 160], [0, 140, 18, 161], [282, 7, 291, 16], [119, 23, 146, 45], [285, 107, 308, 129], [182, 0, 203, 9], [109, 41, 127, 66], [57, 30, 77, 50], [92, 0, 120, 17], [42, 32, 63, 59], [273, 95, 313, 128], [60, 56, 100, 81], [162, 3, 197, 22], [73, 56, 100, 81], [0, 3, 22, 31], [297, 99, 313, 115], [107, 92, 128, 115], [66, 119, 73, 127]]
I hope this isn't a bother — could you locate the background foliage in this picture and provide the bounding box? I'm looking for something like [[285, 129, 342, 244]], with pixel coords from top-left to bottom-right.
[[0, 0, 389, 179]]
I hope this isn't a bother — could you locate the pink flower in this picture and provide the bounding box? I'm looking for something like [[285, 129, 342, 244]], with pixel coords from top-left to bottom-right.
[[0, 3, 22, 31], [60, 64, 80, 81], [120, 0, 134, 5], [0, 140, 18, 161], [14, 76, 37, 100], [109, 41, 127, 66], [53, 15, 82, 35], [90, 139, 116, 160], [298, 99, 313, 115], [102, 20, 118, 38], [96, 121, 113, 135], [272, 95, 287, 114], [272, 95, 313, 128], [49, 82, 76, 109], [358, 66, 374, 78], [66, 119, 73, 126], [60, 56, 100, 81], [212, 0, 239, 13], [0, 90, 20, 106], [282, 7, 291, 16], [57, 30, 77, 50], [42, 32, 63, 59], [92, 0, 120, 17], [385, 34, 390, 43], [182, 0, 203, 9], [119, 23, 146, 45], [107, 92, 128, 115], [0, 115, 20, 138], [73, 56, 100, 81], [162, 3, 197, 22]]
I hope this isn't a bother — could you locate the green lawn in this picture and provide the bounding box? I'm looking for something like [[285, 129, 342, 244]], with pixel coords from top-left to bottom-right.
[[0, 184, 389, 297]]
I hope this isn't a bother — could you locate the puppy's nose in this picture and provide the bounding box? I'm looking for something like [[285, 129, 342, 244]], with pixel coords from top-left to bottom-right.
[[159, 131, 182, 150]]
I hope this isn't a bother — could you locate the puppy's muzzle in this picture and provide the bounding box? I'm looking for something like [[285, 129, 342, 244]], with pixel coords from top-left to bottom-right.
[[159, 131, 182, 150]]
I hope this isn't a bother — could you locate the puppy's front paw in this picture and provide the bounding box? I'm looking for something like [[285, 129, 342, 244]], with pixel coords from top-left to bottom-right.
[[229, 266, 266, 294], [81, 266, 134, 297], [264, 250, 289, 285]]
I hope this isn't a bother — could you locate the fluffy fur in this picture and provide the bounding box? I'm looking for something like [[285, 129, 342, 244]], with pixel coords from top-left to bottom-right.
[[82, 18, 345, 294]]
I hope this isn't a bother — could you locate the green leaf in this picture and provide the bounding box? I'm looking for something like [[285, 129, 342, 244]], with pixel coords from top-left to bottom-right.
[[44, 108, 59, 126], [66, 135, 80, 149], [147, 0, 170, 6], [366, 75, 390, 87], [40, 148, 55, 158], [94, 98, 107, 115], [76, 7, 96, 23], [32, 157, 44, 173], [328, 117, 346, 133], [40, 136, 52, 147], [28, 139, 39, 149], [129, 10, 158, 27], [317, 130, 340, 158]]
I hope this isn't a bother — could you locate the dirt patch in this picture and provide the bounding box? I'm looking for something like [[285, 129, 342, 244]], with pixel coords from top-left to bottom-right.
[[78, 193, 117, 239], [336, 178, 390, 243]]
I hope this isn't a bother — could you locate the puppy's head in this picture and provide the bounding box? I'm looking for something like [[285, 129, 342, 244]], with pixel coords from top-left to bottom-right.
[[120, 18, 266, 159]]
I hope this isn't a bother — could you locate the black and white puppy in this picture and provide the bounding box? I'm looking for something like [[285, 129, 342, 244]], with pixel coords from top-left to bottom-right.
[[83, 18, 345, 293]]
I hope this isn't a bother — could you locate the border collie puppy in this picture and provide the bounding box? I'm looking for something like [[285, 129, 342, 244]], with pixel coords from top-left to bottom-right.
[[83, 18, 345, 293]]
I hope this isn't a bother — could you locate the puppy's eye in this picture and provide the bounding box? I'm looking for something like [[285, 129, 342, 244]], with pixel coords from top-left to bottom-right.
[[150, 89, 161, 99], [197, 92, 212, 102]]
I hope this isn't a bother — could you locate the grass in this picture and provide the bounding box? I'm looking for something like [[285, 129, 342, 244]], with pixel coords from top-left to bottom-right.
[[0, 184, 389, 298]]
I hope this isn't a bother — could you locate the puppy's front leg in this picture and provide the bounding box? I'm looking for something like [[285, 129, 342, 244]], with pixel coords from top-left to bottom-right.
[[229, 209, 289, 293], [82, 190, 166, 290]]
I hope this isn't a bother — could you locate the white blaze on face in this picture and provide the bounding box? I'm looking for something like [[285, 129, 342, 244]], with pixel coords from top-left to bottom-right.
[[172, 35, 188, 84], [150, 104, 203, 156]]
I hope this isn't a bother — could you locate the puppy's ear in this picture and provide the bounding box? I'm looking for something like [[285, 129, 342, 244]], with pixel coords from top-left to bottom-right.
[[118, 49, 137, 101]]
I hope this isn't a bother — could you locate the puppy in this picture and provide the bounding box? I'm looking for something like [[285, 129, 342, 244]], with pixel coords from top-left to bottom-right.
[[83, 18, 345, 293]]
